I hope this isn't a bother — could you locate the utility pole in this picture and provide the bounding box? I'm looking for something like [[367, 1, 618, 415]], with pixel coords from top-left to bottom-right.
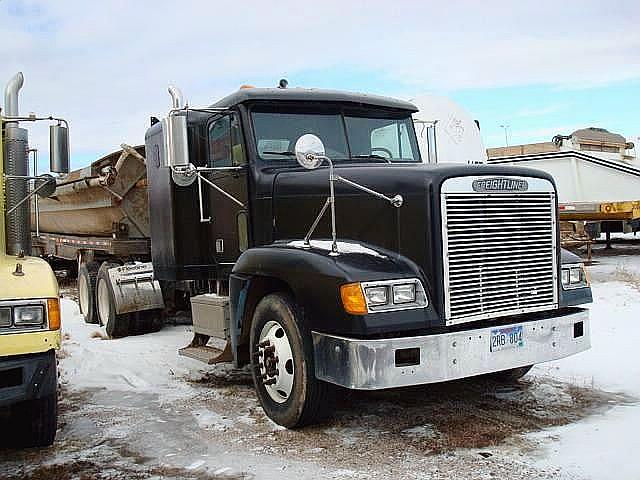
[[499, 124, 510, 146]]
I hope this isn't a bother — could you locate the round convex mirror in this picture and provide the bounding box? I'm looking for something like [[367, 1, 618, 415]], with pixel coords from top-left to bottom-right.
[[35, 174, 57, 198], [294, 134, 326, 170]]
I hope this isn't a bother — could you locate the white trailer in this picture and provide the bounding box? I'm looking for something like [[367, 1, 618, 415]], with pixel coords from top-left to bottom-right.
[[488, 128, 640, 247]]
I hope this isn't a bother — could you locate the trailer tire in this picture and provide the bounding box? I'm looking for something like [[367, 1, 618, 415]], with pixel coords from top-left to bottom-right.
[[15, 392, 58, 447], [130, 309, 165, 335], [96, 262, 130, 338], [250, 292, 331, 428], [78, 261, 100, 324]]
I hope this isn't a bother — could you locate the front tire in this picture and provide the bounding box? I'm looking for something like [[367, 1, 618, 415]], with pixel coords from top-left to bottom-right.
[[15, 393, 58, 447], [96, 262, 130, 338], [250, 293, 331, 428]]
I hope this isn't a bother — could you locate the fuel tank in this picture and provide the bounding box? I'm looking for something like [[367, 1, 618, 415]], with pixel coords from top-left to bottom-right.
[[35, 145, 150, 238]]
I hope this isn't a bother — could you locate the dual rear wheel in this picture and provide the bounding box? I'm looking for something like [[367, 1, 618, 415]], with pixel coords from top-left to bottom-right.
[[78, 260, 162, 338]]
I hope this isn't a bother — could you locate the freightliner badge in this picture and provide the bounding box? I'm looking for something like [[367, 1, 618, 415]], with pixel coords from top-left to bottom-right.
[[472, 177, 528, 192]]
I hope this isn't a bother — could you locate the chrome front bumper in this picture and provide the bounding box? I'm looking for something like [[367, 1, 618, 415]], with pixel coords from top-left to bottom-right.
[[312, 308, 590, 389]]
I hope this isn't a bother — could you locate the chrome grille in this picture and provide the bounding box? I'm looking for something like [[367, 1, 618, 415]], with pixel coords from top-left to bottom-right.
[[442, 186, 558, 325]]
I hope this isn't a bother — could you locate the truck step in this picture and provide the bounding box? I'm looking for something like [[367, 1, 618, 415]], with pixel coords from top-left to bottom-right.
[[178, 342, 233, 365]]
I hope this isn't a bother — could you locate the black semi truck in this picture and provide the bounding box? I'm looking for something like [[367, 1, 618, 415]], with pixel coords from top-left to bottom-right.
[[36, 85, 592, 427]]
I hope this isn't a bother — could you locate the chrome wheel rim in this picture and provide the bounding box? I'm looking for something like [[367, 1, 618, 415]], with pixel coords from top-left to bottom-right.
[[97, 279, 110, 328], [257, 320, 295, 403]]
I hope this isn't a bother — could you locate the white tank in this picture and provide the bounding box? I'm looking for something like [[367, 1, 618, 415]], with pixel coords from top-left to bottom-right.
[[410, 95, 487, 165]]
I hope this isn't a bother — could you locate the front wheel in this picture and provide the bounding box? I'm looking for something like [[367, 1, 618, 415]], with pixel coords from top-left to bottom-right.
[[15, 393, 58, 447], [250, 293, 331, 428]]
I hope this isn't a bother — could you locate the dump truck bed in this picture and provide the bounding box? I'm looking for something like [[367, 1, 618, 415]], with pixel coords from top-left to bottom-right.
[[32, 145, 151, 260]]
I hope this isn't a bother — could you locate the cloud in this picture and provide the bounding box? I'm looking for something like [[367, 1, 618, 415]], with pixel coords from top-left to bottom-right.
[[1, 0, 639, 163]]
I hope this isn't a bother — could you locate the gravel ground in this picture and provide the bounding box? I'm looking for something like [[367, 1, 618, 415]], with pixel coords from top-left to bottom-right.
[[2, 367, 625, 480]]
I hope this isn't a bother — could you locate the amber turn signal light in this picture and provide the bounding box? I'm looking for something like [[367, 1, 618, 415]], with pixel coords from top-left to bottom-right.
[[340, 283, 367, 315], [47, 298, 61, 330]]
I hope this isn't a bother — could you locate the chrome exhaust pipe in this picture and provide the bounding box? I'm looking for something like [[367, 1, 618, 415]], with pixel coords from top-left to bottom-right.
[[3, 72, 31, 255], [168, 84, 183, 109], [4, 72, 24, 122]]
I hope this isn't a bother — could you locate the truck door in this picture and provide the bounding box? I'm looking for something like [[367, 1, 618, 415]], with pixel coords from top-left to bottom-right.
[[205, 113, 249, 267]]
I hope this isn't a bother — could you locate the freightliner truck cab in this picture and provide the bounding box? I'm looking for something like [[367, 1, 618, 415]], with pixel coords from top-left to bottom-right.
[[145, 85, 592, 428], [0, 73, 70, 446]]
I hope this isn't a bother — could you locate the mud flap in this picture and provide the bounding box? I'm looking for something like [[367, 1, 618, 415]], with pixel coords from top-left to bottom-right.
[[107, 262, 164, 315]]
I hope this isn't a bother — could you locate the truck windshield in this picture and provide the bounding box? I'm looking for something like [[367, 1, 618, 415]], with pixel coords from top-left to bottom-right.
[[251, 108, 421, 164]]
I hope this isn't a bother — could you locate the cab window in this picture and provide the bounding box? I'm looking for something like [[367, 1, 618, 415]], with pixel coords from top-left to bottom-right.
[[208, 114, 246, 167]]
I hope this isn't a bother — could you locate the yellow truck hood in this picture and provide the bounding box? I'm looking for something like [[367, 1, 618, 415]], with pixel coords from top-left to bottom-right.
[[0, 253, 59, 300]]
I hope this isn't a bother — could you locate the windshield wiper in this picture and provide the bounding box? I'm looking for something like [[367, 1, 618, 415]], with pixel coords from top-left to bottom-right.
[[351, 154, 392, 164], [262, 150, 296, 156]]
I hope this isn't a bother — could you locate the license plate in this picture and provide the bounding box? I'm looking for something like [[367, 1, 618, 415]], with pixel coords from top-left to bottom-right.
[[490, 325, 524, 352]]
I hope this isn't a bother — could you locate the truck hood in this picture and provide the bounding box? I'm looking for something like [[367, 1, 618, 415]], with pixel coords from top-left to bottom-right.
[[273, 162, 556, 316], [273, 162, 555, 251], [0, 254, 59, 300]]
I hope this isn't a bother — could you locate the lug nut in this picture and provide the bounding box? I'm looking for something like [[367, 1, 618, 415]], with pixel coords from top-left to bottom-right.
[[264, 378, 276, 385], [258, 340, 271, 348]]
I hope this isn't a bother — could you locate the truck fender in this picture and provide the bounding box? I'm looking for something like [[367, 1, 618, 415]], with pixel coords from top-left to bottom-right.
[[228, 242, 427, 367]]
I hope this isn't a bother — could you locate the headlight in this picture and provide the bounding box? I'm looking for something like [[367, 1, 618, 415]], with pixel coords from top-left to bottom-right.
[[0, 307, 11, 328], [569, 267, 582, 284], [342, 278, 428, 314], [561, 264, 589, 290], [364, 286, 388, 306], [13, 305, 45, 326], [392, 283, 416, 304]]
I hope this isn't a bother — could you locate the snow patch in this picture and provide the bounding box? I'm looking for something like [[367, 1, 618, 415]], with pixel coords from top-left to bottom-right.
[[59, 298, 205, 402], [401, 424, 440, 439], [529, 254, 640, 479], [286, 240, 386, 258], [193, 408, 235, 431]]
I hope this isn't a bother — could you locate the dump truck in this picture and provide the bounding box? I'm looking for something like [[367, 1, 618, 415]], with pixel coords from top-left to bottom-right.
[[35, 83, 593, 428], [1, 72, 70, 446]]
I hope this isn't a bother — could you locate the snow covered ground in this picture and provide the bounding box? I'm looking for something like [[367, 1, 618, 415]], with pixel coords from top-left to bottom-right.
[[1, 247, 639, 479], [529, 251, 640, 480]]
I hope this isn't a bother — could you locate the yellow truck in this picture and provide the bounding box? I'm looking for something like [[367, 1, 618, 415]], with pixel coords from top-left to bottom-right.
[[1, 72, 69, 446]]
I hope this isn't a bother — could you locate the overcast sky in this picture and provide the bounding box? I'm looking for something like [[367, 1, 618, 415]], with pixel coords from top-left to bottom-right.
[[1, 0, 639, 169]]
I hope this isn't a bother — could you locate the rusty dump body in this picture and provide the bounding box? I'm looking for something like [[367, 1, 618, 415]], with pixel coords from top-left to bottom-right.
[[32, 145, 151, 260]]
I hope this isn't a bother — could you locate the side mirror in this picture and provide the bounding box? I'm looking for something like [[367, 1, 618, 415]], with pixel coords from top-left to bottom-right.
[[49, 124, 69, 174], [294, 134, 326, 170], [162, 114, 189, 168], [35, 174, 56, 198]]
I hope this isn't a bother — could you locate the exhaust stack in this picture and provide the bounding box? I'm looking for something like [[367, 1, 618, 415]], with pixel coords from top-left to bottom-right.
[[3, 72, 31, 255], [168, 85, 183, 109], [4, 72, 24, 119]]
